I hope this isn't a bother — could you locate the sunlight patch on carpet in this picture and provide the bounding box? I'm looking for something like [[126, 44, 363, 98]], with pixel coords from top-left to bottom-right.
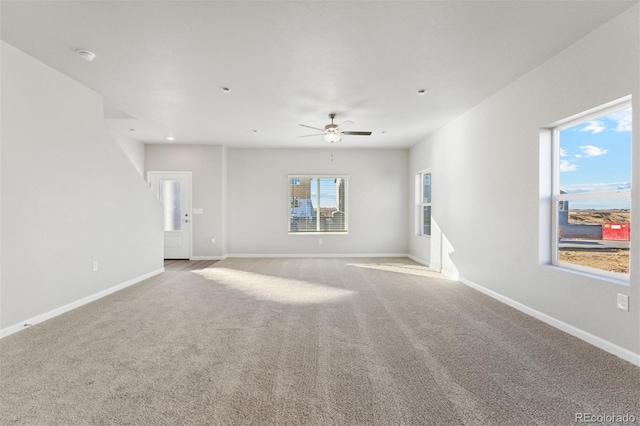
[[347, 262, 453, 279], [192, 268, 355, 305]]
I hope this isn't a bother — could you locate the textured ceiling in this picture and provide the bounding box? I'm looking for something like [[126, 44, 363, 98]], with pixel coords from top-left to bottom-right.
[[1, 1, 636, 148]]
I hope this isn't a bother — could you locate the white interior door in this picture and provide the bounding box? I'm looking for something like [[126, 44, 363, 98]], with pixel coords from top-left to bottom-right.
[[148, 171, 191, 259]]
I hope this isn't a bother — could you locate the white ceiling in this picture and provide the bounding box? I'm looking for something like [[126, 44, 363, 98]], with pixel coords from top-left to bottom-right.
[[1, 1, 636, 148]]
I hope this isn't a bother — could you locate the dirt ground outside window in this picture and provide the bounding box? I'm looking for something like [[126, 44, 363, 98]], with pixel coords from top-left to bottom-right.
[[559, 210, 630, 275]]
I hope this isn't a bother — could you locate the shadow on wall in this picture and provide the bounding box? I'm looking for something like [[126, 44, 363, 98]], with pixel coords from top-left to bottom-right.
[[431, 219, 459, 280]]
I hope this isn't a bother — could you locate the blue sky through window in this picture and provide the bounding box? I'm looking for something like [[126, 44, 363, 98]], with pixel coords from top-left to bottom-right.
[[559, 107, 631, 209], [310, 178, 339, 208]]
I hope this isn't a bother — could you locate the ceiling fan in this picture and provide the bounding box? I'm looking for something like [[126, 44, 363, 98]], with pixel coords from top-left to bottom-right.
[[299, 113, 372, 143]]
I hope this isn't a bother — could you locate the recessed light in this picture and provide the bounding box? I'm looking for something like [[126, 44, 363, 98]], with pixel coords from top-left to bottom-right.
[[252, 129, 258, 133], [381, 130, 387, 134], [417, 89, 426, 96], [76, 49, 96, 61], [166, 135, 175, 141], [129, 128, 136, 132], [221, 87, 230, 93]]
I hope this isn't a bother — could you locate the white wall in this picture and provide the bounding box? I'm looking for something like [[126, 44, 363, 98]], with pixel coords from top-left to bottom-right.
[[145, 144, 225, 258], [227, 148, 409, 256], [112, 134, 146, 177], [409, 6, 639, 359], [0, 41, 164, 333]]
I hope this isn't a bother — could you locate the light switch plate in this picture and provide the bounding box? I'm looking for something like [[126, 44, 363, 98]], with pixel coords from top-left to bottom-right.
[[193, 208, 204, 214]]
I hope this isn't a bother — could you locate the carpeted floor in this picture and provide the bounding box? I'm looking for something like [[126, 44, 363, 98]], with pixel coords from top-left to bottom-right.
[[1, 257, 638, 425]]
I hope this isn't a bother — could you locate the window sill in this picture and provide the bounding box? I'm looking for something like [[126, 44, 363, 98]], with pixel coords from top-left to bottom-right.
[[544, 264, 629, 287], [288, 232, 348, 235]]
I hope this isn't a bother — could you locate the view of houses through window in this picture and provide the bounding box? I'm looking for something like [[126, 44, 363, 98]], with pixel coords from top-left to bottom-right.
[[553, 100, 632, 278], [289, 176, 348, 233]]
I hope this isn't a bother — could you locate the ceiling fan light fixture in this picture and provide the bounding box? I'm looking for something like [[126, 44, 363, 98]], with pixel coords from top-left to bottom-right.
[[325, 133, 341, 143], [299, 114, 370, 143]]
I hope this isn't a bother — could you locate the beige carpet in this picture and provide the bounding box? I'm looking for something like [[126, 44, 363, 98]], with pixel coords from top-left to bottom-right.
[[1, 257, 638, 425]]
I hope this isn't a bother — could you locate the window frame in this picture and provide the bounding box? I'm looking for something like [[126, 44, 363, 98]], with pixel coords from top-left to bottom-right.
[[288, 174, 349, 234], [550, 99, 632, 281], [419, 170, 432, 237]]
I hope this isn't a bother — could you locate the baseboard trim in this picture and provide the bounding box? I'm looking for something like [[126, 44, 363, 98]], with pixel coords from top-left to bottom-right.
[[190, 256, 225, 261], [407, 254, 429, 267], [224, 253, 410, 259], [458, 276, 640, 367], [0, 267, 165, 339]]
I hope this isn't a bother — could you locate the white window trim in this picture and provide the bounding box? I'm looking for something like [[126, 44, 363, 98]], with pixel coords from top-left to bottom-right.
[[550, 98, 632, 282], [288, 174, 349, 234]]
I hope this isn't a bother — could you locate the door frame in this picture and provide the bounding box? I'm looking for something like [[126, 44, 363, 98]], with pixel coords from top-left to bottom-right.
[[147, 171, 193, 260]]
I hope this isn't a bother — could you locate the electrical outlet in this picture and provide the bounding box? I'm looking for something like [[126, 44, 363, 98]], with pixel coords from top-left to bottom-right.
[[617, 294, 629, 312], [92, 260, 99, 272], [318, 238, 323, 245]]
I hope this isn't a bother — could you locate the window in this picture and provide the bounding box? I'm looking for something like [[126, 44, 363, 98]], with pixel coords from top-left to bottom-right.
[[552, 99, 631, 280], [158, 180, 182, 231], [420, 171, 431, 236], [289, 176, 348, 233]]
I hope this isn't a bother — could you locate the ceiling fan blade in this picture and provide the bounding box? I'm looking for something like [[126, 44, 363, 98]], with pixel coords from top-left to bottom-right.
[[299, 124, 325, 132], [299, 133, 324, 138], [342, 131, 372, 136], [337, 120, 355, 130]]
